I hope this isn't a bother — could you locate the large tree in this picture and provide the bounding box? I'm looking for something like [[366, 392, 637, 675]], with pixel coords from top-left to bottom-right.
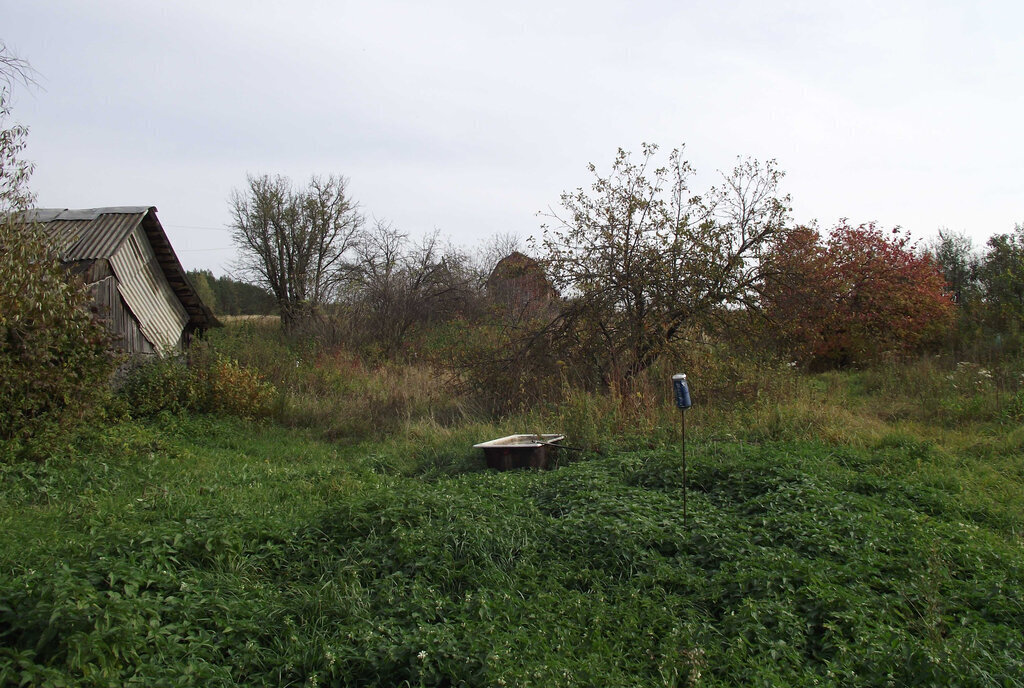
[[229, 174, 363, 333], [924, 229, 984, 355], [535, 143, 790, 382], [929, 229, 980, 308], [978, 223, 1024, 337]]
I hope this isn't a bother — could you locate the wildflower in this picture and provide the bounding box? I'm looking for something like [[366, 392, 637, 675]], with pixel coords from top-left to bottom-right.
[[417, 650, 427, 660]]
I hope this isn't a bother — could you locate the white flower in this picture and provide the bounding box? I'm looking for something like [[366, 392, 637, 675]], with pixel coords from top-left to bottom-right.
[[417, 650, 427, 660]]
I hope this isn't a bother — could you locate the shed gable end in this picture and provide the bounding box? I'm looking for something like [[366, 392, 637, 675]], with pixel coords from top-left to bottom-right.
[[109, 225, 188, 355]]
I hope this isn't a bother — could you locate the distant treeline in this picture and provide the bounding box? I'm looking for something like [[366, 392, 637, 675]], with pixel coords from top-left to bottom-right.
[[186, 270, 276, 316]]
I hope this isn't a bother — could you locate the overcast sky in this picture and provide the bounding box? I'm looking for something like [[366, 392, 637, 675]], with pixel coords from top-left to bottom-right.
[[3, 0, 1021, 275]]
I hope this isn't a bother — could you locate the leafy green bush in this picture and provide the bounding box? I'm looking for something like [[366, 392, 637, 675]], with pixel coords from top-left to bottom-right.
[[117, 356, 199, 416], [119, 352, 275, 420], [0, 94, 115, 460]]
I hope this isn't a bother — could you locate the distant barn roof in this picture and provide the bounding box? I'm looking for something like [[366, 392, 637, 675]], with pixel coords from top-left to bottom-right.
[[486, 251, 556, 313], [25, 206, 219, 330], [488, 251, 550, 283]]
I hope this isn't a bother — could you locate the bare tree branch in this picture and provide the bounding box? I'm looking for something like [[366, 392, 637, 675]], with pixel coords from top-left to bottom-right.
[[229, 174, 363, 333], [0, 42, 39, 92]]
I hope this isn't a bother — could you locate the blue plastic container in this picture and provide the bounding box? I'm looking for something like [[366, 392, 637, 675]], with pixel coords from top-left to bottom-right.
[[672, 373, 692, 410]]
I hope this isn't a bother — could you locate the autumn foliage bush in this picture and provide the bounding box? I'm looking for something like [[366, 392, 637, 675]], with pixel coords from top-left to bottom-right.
[[195, 354, 276, 418], [763, 222, 954, 368]]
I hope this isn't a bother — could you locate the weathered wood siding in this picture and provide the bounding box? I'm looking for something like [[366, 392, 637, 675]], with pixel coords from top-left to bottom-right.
[[109, 226, 188, 356], [90, 276, 156, 355]]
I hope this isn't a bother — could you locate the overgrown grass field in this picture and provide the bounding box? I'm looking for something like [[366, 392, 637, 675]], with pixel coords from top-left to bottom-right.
[[2, 395, 1023, 686], [3, 323, 1024, 685]]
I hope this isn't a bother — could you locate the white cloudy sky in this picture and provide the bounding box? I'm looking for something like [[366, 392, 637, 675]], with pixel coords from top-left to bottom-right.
[[3, 0, 1021, 275]]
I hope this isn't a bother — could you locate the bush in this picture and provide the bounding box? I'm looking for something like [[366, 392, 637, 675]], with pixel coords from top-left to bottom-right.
[[0, 93, 115, 460], [119, 352, 275, 421], [763, 223, 954, 367], [194, 354, 276, 418], [117, 357, 199, 417]]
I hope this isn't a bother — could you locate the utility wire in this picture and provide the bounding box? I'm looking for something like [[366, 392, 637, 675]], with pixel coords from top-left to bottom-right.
[[164, 224, 233, 232]]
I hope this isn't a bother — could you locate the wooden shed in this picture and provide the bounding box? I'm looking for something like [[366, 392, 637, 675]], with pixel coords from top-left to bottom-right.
[[24, 206, 219, 356]]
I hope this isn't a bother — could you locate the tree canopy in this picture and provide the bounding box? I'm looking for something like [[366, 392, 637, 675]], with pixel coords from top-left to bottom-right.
[[978, 224, 1024, 337], [186, 270, 277, 317], [763, 222, 954, 367], [535, 143, 790, 382], [229, 174, 363, 333]]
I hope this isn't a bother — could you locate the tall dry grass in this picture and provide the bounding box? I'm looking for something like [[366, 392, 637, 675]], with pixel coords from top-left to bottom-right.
[[197, 320, 1024, 467]]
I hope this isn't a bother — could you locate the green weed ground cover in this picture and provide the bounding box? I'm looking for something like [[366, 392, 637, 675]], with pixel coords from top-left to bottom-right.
[[2, 415, 1023, 687]]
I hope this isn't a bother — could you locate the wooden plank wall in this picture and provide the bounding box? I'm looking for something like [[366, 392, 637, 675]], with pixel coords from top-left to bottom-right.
[[91, 275, 156, 355]]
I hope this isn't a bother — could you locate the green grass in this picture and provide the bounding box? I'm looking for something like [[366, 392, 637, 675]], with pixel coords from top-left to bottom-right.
[[2, 412, 1023, 686]]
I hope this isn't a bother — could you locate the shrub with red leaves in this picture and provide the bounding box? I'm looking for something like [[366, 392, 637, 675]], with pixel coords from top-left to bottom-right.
[[763, 221, 954, 367]]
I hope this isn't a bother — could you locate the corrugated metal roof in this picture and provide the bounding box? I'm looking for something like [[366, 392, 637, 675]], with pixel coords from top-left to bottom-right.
[[24, 207, 152, 222], [111, 225, 189, 356], [24, 207, 221, 332], [52, 215, 144, 260], [28, 207, 151, 261], [137, 209, 220, 330]]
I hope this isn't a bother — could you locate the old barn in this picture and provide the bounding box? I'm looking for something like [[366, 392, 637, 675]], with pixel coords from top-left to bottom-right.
[[486, 251, 557, 316], [25, 206, 218, 356]]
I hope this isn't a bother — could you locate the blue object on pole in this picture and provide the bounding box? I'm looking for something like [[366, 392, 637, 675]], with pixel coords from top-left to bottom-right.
[[672, 373, 692, 410]]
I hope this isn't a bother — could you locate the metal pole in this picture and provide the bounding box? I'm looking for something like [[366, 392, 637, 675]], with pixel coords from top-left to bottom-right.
[[672, 372, 692, 529], [681, 407, 687, 528]]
